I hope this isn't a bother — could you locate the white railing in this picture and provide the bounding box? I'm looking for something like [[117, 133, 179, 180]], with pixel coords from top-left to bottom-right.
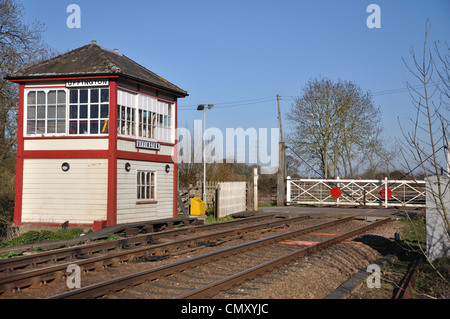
[[286, 177, 426, 208]]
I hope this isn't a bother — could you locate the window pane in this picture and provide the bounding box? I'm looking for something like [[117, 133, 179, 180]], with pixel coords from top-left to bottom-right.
[[70, 90, 78, 103], [90, 104, 99, 118], [80, 105, 88, 119], [48, 105, 56, 118], [80, 90, 88, 103], [90, 121, 99, 134], [47, 120, 56, 133], [37, 120, 45, 133], [48, 91, 56, 104], [57, 105, 66, 119], [151, 173, 155, 199], [79, 121, 88, 134], [57, 120, 66, 133], [27, 106, 36, 119], [101, 89, 109, 102], [70, 105, 78, 119], [100, 119, 109, 134], [57, 91, 66, 104], [27, 120, 36, 134], [100, 104, 109, 118], [37, 105, 46, 119], [90, 89, 99, 103], [27, 91, 36, 105], [37, 91, 46, 105], [69, 121, 78, 134]]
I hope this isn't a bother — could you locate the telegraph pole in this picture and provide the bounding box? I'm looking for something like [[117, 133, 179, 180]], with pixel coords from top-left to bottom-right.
[[277, 94, 286, 206]]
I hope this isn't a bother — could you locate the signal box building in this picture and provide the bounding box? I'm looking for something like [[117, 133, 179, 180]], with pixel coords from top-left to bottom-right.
[[7, 42, 188, 230]]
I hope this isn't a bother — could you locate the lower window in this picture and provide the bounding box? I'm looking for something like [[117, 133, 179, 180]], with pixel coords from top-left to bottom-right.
[[137, 170, 156, 202]]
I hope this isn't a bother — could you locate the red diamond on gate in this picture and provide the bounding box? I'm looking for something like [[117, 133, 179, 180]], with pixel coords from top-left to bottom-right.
[[330, 187, 342, 198], [380, 188, 392, 199]]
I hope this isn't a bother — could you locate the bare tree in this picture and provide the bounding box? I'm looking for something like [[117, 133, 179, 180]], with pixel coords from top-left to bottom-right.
[[287, 77, 389, 179], [400, 20, 449, 240], [0, 0, 56, 229]]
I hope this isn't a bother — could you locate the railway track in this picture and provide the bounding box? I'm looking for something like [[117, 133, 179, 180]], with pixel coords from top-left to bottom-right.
[[0, 213, 312, 297], [46, 216, 391, 299]]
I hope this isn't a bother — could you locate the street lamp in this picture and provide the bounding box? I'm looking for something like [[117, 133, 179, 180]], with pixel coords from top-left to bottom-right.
[[197, 104, 214, 207]]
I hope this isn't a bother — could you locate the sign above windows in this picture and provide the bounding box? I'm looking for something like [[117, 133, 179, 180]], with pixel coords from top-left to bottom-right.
[[136, 140, 161, 151], [66, 79, 109, 88]]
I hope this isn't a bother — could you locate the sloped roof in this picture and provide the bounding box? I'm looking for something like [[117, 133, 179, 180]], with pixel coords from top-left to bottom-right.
[[7, 42, 188, 97]]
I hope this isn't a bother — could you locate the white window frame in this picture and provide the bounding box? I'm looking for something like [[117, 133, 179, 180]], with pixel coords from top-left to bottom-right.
[[118, 88, 174, 144], [68, 88, 110, 135], [24, 87, 110, 137], [24, 89, 68, 137], [136, 170, 157, 203]]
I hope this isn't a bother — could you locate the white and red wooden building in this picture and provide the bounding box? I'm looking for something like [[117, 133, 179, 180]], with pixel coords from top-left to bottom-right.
[[7, 41, 188, 230]]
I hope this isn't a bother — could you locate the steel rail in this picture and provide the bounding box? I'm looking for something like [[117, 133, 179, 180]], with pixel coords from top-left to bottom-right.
[[48, 216, 355, 299], [393, 256, 423, 299], [175, 217, 392, 299], [0, 215, 307, 294], [0, 214, 278, 275]]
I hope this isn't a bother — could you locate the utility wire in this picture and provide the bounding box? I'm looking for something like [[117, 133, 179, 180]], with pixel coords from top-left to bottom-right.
[[178, 81, 444, 111]]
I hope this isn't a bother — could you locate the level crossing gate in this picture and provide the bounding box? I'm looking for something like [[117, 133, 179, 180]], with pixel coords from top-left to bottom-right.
[[286, 177, 426, 208]]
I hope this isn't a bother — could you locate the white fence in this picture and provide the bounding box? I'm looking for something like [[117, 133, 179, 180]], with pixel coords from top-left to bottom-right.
[[216, 182, 247, 218], [287, 177, 426, 208]]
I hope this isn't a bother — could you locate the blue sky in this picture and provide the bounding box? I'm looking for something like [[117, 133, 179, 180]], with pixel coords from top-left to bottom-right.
[[20, 0, 450, 167]]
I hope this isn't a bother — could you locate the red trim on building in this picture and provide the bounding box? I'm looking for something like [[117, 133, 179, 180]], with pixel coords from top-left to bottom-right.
[[117, 85, 177, 102], [22, 150, 109, 159], [118, 80, 185, 99], [173, 100, 179, 218], [9, 75, 119, 83], [24, 136, 108, 140], [116, 150, 175, 163], [14, 84, 25, 225], [107, 80, 118, 227], [25, 86, 66, 89], [19, 222, 94, 228]]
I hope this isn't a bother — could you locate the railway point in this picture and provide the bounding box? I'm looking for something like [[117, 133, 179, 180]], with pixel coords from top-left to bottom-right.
[[6, 41, 189, 232]]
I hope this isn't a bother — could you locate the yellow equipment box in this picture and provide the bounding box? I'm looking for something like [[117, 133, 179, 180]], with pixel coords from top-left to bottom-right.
[[190, 197, 206, 215]]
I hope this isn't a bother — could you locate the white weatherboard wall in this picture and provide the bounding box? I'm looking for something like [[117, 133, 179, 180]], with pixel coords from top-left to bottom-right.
[[216, 182, 246, 218], [117, 159, 173, 223], [22, 159, 108, 224]]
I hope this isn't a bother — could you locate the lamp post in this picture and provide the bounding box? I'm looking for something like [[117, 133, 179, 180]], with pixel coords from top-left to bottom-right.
[[197, 104, 214, 207]]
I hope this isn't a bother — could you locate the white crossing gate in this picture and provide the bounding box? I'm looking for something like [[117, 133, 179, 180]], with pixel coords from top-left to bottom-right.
[[286, 177, 426, 208]]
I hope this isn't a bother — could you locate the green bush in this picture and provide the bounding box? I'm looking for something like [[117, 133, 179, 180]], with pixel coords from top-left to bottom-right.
[[0, 228, 85, 248]]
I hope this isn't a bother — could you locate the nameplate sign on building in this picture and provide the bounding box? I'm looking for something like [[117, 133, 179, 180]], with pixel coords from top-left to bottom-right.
[[136, 140, 161, 151], [66, 79, 109, 87]]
